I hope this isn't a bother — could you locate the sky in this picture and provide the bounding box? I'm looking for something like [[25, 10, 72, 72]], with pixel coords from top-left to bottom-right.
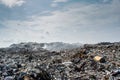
[[0, 0, 120, 47]]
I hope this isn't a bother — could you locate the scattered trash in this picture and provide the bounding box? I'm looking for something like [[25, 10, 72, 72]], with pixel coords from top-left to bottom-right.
[[0, 42, 120, 80]]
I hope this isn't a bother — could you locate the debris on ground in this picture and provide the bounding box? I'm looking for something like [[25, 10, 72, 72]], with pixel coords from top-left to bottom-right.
[[0, 42, 120, 80]]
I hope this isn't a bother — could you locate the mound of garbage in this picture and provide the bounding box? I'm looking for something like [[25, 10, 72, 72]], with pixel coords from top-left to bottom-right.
[[0, 42, 120, 80]]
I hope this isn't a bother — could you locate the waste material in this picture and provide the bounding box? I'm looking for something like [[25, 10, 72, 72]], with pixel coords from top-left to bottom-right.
[[0, 42, 120, 80]]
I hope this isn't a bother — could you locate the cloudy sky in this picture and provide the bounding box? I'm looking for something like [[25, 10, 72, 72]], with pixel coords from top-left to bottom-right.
[[0, 0, 120, 47]]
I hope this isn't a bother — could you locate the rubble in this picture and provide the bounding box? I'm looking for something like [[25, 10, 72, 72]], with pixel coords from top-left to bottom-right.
[[0, 42, 120, 80]]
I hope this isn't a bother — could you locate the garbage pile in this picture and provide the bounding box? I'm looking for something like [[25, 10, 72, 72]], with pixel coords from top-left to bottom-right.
[[0, 42, 120, 80]]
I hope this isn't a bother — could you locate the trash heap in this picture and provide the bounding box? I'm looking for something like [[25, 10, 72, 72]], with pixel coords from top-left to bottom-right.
[[0, 42, 120, 80]]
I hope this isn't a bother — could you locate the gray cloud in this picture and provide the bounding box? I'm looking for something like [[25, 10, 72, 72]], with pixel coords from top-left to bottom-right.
[[0, 0, 25, 8]]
